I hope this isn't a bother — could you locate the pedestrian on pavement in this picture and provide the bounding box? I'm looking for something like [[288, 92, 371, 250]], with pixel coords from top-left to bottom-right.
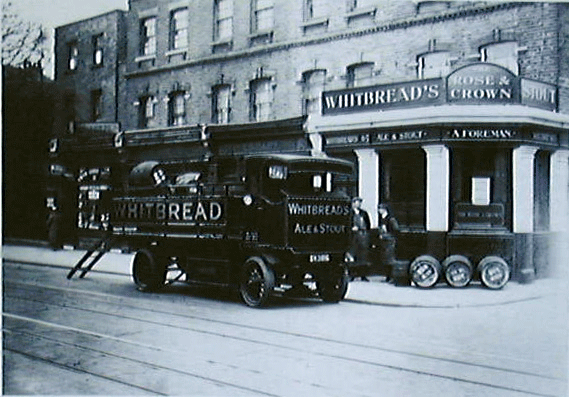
[[377, 203, 399, 281], [348, 197, 371, 281]]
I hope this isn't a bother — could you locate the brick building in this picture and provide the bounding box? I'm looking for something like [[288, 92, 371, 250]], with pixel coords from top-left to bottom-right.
[[51, 1, 569, 282]]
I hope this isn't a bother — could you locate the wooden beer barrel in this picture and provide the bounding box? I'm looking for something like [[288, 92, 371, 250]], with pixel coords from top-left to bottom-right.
[[442, 255, 473, 288], [477, 256, 510, 289], [410, 255, 441, 288]]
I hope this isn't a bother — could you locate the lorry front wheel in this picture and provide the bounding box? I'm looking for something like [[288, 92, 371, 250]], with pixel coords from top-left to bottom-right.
[[319, 264, 349, 303], [132, 249, 167, 292], [239, 257, 275, 307]]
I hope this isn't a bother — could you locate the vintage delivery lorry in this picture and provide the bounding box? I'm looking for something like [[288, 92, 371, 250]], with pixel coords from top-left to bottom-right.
[[103, 154, 354, 307]]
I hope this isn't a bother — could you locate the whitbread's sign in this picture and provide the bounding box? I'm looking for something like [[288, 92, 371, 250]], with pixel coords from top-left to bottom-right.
[[321, 63, 557, 115]]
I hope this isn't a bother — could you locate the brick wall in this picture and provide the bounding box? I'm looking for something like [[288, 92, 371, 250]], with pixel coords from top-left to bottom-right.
[[119, 1, 566, 130]]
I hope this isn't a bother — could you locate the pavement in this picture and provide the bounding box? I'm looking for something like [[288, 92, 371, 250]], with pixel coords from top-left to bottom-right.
[[2, 242, 568, 308]]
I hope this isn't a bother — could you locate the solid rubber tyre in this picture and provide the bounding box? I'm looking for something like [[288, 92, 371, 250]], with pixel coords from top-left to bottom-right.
[[239, 257, 275, 307], [319, 264, 349, 303], [132, 249, 167, 292], [478, 256, 510, 289], [410, 255, 441, 288], [443, 255, 473, 288]]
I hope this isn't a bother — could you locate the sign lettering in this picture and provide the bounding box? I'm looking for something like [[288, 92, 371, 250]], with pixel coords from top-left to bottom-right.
[[114, 200, 223, 222]]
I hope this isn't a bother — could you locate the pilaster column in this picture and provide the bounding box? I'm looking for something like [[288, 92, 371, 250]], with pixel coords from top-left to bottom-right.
[[513, 146, 539, 233], [422, 145, 449, 232], [512, 145, 538, 283], [550, 150, 569, 233], [354, 149, 379, 228]]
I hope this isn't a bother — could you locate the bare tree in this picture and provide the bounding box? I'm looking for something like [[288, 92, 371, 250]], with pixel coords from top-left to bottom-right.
[[2, 1, 48, 68]]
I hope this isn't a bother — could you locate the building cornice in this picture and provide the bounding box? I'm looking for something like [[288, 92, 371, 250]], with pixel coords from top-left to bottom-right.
[[125, 2, 523, 79]]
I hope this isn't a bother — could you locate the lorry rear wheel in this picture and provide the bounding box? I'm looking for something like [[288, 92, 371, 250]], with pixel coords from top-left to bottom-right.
[[478, 256, 510, 289], [410, 255, 441, 288], [239, 257, 275, 307], [132, 249, 167, 292], [319, 264, 349, 303]]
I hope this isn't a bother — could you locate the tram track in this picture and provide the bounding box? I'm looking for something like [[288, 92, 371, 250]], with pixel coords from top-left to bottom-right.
[[3, 264, 565, 397]]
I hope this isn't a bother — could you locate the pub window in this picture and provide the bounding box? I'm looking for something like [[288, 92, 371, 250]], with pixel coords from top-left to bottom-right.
[[212, 84, 231, 124], [170, 8, 189, 50], [68, 41, 78, 71], [252, 0, 274, 32], [346, 62, 373, 88], [138, 95, 157, 128], [301, 69, 326, 115], [214, 0, 233, 41], [140, 17, 157, 56], [92, 34, 104, 66], [249, 78, 273, 122], [481, 41, 519, 75], [91, 89, 103, 122], [471, 177, 491, 206], [168, 91, 187, 126], [417, 51, 451, 79]]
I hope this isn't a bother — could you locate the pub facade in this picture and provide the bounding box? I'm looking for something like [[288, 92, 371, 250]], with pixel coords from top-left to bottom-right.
[[309, 63, 569, 281]]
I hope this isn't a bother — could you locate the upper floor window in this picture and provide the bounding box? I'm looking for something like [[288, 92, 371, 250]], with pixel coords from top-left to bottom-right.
[[170, 8, 189, 50], [417, 51, 451, 79], [250, 78, 273, 122], [301, 69, 326, 115], [252, 0, 274, 32], [346, 62, 373, 88], [304, 0, 326, 20], [212, 84, 231, 124], [91, 89, 103, 121], [214, 0, 233, 41], [140, 17, 157, 56], [168, 91, 187, 126], [138, 95, 157, 128], [92, 34, 104, 66], [347, 0, 358, 12], [481, 41, 519, 75], [68, 42, 78, 71]]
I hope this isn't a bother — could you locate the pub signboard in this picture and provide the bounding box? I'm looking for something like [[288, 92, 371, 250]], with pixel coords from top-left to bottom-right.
[[321, 63, 558, 115]]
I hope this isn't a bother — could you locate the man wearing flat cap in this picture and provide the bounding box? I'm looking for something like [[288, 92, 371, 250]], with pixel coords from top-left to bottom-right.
[[348, 197, 371, 280]]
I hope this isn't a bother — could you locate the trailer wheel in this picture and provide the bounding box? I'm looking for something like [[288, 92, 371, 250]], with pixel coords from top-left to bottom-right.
[[410, 255, 441, 288], [478, 256, 510, 289], [319, 264, 349, 303], [239, 257, 275, 307], [443, 255, 473, 288], [132, 249, 167, 292]]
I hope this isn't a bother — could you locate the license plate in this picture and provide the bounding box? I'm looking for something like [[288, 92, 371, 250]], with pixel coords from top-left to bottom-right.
[[309, 253, 330, 263]]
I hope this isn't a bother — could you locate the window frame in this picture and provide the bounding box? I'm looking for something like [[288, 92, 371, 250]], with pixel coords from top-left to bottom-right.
[[91, 89, 103, 122], [212, 84, 232, 124], [92, 34, 104, 66], [214, 0, 233, 42], [67, 41, 78, 71], [169, 8, 189, 51], [168, 91, 187, 126], [249, 78, 273, 122], [140, 16, 157, 56], [252, 0, 274, 33]]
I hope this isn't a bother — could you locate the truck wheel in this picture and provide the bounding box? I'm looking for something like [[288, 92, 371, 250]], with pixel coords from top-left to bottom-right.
[[443, 255, 473, 288], [410, 255, 441, 288], [319, 264, 349, 303], [132, 249, 167, 292], [239, 257, 275, 307], [478, 256, 510, 289]]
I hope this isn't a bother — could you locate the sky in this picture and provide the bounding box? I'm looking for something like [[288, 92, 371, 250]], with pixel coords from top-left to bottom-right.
[[7, 0, 129, 77]]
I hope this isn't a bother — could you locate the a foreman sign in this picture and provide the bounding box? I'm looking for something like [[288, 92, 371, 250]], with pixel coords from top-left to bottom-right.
[[321, 63, 557, 115]]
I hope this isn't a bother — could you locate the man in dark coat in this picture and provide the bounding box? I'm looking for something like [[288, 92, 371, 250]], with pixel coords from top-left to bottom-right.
[[376, 203, 399, 280], [348, 197, 371, 281]]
